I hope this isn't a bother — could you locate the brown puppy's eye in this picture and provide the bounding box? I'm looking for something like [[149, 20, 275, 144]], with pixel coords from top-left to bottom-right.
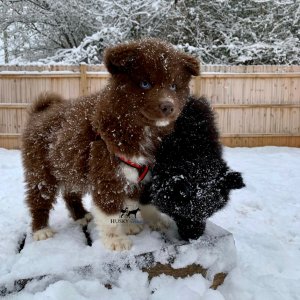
[[140, 81, 152, 90], [170, 84, 176, 91]]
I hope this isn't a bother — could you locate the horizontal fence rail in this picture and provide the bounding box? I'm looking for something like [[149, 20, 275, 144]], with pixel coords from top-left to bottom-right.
[[0, 64, 300, 149]]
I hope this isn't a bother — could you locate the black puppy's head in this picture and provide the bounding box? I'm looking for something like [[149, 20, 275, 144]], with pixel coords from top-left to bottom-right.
[[174, 170, 245, 240], [167, 170, 245, 241]]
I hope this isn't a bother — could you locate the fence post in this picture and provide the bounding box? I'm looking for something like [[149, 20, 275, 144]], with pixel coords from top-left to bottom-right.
[[193, 75, 202, 97], [80, 63, 88, 96]]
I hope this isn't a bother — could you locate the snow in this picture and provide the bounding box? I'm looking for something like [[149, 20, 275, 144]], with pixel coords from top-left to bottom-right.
[[171, 227, 237, 280], [0, 71, 78, 75], [0, 70, 108, 75], [149, 274, 223, 300], [1, 146, 300, 299]]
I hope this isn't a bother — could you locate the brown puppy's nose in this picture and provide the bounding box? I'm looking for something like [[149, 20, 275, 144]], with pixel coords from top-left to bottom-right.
[[160, 101, 174, 116]]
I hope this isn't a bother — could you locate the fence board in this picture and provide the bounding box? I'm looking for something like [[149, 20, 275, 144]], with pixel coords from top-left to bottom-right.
[[0, 64, 300, 149]]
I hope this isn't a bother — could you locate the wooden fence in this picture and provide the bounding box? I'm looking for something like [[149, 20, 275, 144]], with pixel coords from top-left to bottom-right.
[[0, 64, 300, 149]]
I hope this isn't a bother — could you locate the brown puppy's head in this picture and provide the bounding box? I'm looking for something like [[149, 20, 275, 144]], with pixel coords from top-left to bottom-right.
[[103, 38, 200, 128]]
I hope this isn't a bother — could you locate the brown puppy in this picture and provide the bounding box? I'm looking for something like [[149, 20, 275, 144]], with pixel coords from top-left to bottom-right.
[[22, 39, 199, 251]]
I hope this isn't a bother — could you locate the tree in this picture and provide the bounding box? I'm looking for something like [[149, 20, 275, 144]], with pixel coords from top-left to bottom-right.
[[0, 0, 299, 65], [0, 0, 100, 61]]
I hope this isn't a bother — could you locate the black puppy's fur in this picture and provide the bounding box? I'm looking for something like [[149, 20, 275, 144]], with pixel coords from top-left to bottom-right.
[[140, 96, 245, 240]]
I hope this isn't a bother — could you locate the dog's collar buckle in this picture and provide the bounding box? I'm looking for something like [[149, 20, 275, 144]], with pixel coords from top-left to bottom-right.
[[118, 156, 149, 183]]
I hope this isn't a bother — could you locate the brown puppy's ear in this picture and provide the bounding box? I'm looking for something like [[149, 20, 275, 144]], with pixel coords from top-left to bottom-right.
[[104, 43, 137, 74], [179, 53, 200, 76]]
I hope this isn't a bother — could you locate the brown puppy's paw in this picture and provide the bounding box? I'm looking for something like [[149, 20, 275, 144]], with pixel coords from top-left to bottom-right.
[[124, 223, 144, 235], [84, 212, 93, 222], [76, 213, 93, 226], [102, 235, 132, 251], [33, 227, 55, 241]]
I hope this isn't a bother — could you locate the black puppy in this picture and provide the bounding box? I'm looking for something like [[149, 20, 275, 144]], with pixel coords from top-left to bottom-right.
[[140, 96, 245, 240]]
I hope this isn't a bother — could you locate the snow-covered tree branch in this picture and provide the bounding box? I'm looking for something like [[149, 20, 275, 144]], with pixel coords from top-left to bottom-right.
[[0, 0, 299, 64]]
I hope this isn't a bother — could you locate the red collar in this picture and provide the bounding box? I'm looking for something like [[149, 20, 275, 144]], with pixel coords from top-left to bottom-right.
[[118, 156, 150, 183]]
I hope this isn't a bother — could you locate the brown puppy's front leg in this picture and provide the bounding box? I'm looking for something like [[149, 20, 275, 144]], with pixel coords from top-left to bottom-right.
[[122, 198, 143, 235], [89, 141, 132, 251], [92, 204, 132, 251]]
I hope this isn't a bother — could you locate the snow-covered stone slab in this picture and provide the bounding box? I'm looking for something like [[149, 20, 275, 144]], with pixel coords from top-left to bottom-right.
[[136, 221, 236, 289], [0, 220, 236, 296]]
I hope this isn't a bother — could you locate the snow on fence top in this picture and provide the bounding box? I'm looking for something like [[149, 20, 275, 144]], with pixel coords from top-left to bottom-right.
[[1, 64, 300, 73], [0, 64, 300, 149], [0, 64, 107, 73]]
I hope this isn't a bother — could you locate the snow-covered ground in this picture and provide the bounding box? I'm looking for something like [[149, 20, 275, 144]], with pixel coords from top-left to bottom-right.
[[0, 146, 299, 300]]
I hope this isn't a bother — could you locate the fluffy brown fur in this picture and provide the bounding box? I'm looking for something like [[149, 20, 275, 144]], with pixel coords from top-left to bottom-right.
[[22, 38, 199, 250]]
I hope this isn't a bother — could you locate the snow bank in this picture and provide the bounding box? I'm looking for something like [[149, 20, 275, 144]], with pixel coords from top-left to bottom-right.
[[1, 146, 300, 299]]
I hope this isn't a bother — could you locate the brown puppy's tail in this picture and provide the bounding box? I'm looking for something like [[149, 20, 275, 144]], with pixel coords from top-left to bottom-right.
[[29, 92, 64, 114]]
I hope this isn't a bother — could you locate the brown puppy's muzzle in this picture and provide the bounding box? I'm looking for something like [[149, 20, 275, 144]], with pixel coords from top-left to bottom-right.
[[140, 91, 181, 126], [160, 101, 174, 117]]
